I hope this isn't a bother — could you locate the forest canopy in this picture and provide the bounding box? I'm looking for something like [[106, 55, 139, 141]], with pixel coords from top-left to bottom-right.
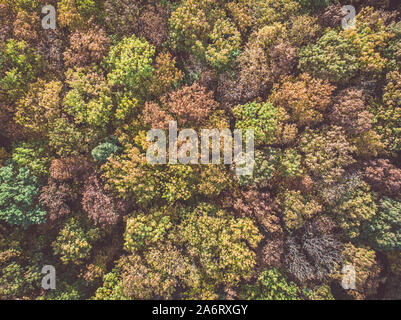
[[0, 0, 400, 300]]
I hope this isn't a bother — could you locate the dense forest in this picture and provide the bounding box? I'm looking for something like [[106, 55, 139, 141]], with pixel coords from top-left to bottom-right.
[[0, 0, 400, 300]]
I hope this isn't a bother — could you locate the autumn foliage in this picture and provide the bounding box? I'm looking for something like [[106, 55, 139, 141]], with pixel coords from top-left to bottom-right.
[[0, 0, 400, 301]]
